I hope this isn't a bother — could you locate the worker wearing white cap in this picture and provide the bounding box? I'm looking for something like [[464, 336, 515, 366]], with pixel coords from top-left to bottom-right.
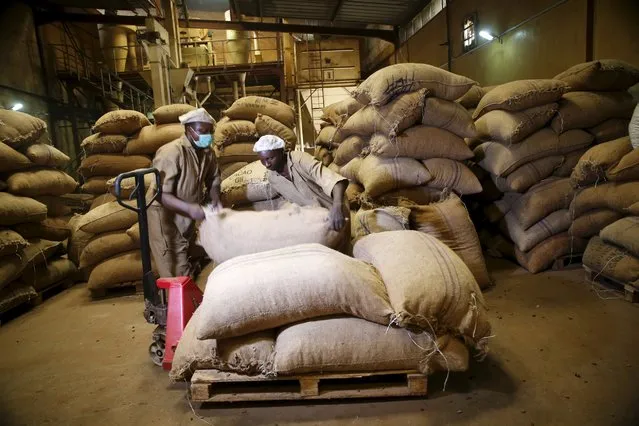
[[254, 135, 349, 233], [147, 107, 222, 278]]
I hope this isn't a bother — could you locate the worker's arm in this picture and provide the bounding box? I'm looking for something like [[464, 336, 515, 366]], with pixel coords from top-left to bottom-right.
[[207, 157, 223, 212], [209, 183, 222, 211], [159, 193, 205, 220], [329, 180, 348, 231]]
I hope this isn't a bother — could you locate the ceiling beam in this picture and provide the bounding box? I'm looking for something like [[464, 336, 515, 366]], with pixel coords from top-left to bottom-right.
[[330, 0, 345, 22], [34, 11, 399, 43]]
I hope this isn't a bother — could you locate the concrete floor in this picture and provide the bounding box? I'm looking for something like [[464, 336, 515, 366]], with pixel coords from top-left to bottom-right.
[[2, 258, 639, 426]]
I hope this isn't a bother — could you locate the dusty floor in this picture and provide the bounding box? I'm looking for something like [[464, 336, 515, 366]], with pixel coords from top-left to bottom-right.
[[1, 258, 639, 426]]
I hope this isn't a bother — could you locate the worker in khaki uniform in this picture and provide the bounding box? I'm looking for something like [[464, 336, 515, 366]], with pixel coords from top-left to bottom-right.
[[147, 108, 222, 278], [253, 135, 349, 238]]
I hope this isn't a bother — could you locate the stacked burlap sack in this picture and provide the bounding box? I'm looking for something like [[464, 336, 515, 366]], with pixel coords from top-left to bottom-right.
[[456, 85, 494, 116], [314, 98, 365, 169], [335, 64, 482, 210], [218, 160, 287, 211], [0, 109, 78, 313], [214, 96, 296, 180], [170, 231, 491, 381]]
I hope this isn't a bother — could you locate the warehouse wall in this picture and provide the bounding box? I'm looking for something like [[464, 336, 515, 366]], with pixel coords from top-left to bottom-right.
[[366, 0, 639, 85]]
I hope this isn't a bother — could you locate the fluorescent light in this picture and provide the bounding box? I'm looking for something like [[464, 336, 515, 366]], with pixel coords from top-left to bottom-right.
[[11, 103, 23, 111], [479, 30, 494, 41]]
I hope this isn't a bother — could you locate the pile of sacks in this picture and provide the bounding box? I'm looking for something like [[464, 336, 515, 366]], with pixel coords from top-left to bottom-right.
[[456, 85, 494, 116], [313, 97, 364, 168], [215, 96, 296, 180], [335, 63, 482, 208], [0, 110, 78, 313], [170, 230, 491, 381]]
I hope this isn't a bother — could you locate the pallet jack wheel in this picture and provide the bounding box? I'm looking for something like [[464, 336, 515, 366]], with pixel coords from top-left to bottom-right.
[[149, 337, 165, 366]]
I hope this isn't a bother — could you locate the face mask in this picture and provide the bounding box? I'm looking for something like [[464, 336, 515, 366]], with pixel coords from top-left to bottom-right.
[[194, 133, 212, 148]]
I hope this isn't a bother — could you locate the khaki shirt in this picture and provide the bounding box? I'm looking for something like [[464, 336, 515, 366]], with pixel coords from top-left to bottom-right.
[[267, 151, 347, 209], [149, 135, 220, 236]]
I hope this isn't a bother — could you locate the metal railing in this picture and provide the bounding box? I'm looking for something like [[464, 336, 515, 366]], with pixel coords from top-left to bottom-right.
[[49, 42, 154, 114]]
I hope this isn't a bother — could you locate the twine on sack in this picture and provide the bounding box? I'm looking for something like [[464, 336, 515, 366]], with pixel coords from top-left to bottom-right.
[[587, 253, 626, 300], [407, 329, 451, 392], [183, 378, 215, 426]]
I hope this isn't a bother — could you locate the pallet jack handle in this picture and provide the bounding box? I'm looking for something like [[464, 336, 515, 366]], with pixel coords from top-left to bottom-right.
[[113, 168, 167, 326]]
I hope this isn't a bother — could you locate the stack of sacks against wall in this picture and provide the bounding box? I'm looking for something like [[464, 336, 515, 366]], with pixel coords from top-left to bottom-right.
[[337, 64, 482, 207], [170, 235, 491, 380], [0, 110, 79, 311], [215, 96, 297, 178], [469, 78, 599, 273], [314, 98, 365, 170]]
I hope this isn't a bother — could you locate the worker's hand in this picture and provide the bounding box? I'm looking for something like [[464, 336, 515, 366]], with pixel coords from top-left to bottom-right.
[[190, 204, 205, 221], [329, 204, 346, 231]]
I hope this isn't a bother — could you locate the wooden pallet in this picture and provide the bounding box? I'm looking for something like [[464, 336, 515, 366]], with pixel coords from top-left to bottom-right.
[[89, 281, 144, 299], [552, 253, 584, 271], [584, 266, 639, 303], [190, 370, 427, 402]]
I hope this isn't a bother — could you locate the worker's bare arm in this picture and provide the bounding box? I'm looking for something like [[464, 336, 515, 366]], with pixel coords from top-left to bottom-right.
[[329, 180, 348, 231], [159, 192, 204, 220]]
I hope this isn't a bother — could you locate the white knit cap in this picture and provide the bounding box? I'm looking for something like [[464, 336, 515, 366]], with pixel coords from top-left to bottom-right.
[[253, 135, 286, 152], [178, 107, 215, 125]]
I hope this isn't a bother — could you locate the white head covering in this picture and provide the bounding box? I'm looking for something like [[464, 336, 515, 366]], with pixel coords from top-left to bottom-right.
[[253, 135, 286, 152], [178, 107, 215, 125]]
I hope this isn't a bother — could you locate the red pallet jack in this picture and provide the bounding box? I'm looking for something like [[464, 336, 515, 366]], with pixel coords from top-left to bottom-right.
[[114, 168, 203, 370]]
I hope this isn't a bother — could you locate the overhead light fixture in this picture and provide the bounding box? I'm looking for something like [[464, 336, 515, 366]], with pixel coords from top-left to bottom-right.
[[479, 30, 495, 41], [11, 103, 23, 111]]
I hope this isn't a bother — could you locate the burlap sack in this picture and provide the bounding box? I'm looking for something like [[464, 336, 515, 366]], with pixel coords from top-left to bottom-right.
[[352, 206, 410, 240], [404, 195, 491, 289], [198, 206, 343, 264], [255, 114, 297, 147], [479, 228, 516, 259], [0, 193, 47, 226], [220, 161, 274, 206], [341, 89, 427, 139], [0, 229, 28, 257], [196, 244, 393, 339], [7, 168, 77, 197], [456, 85, 485, 108], [152, 104, 195, 124], [106, 174, 154, 198], [333, 135, 367, 166], [233, 198, 289, 212], [78, 154, 152, 178], [0, 142, 32, 172], [601, 217, 639, 258], [571, 181, 639, 216], [475, 129, 593, 177], [422, 158, 482, 194], [370, 126, 474, 160], [328, 163, 340, 173], [475, 103, 558, 145], [631, 104, 639, 149], [92, 110, 151, 135], [483, 192, 521, 224], [89, 194, 116, 210], [510, 177, 573, 229], [2, 238, 65, 289], [78, 200, 138, 234], [0, 109, 47, 148], [554, 59, 639, 91], [569, 209, 623, 238], [554, 148, 587, 177], [81, 133, 128, 155], [570, 137, 632, 187], [13, 218, 71, 242], [516, 233, 588, 274], [321, 97, 364, 126], [87, 250, 149, 290], [213, 119, 259, 148], [503, 209, 571, 252], [357, 156, 431, 198], [473, 79, 568, 119], [314, 146, 333, 167], [589, 118, 630, 143], [81, 177, 109, 195], [606, 146, 639, 182], [220, 162, 249, 181], [353, 63, 477, 105], [214, 143, 258, 165], [551, 91, 636, 134], [583, 236, 639, 283], [0, 254, 28, 291], [315, 125, 338, 148], [126, 222, 140, 244], [20, 257, 77, 292], [0, 284, 37, 314], [492, 156, 563, 193], [125, 123, 184, 155], [67, 214, 94, 265], [24, 144, 70, 168], [223, 96, 295, 128], [339, 157, 362, 181], [170, 309, 275, 381], [353, 231, 491, 349], [79, 230, 139, 269], [346, 182, 364, 209], [274, 317, 468, 375], [421, 97, 477, 138]]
